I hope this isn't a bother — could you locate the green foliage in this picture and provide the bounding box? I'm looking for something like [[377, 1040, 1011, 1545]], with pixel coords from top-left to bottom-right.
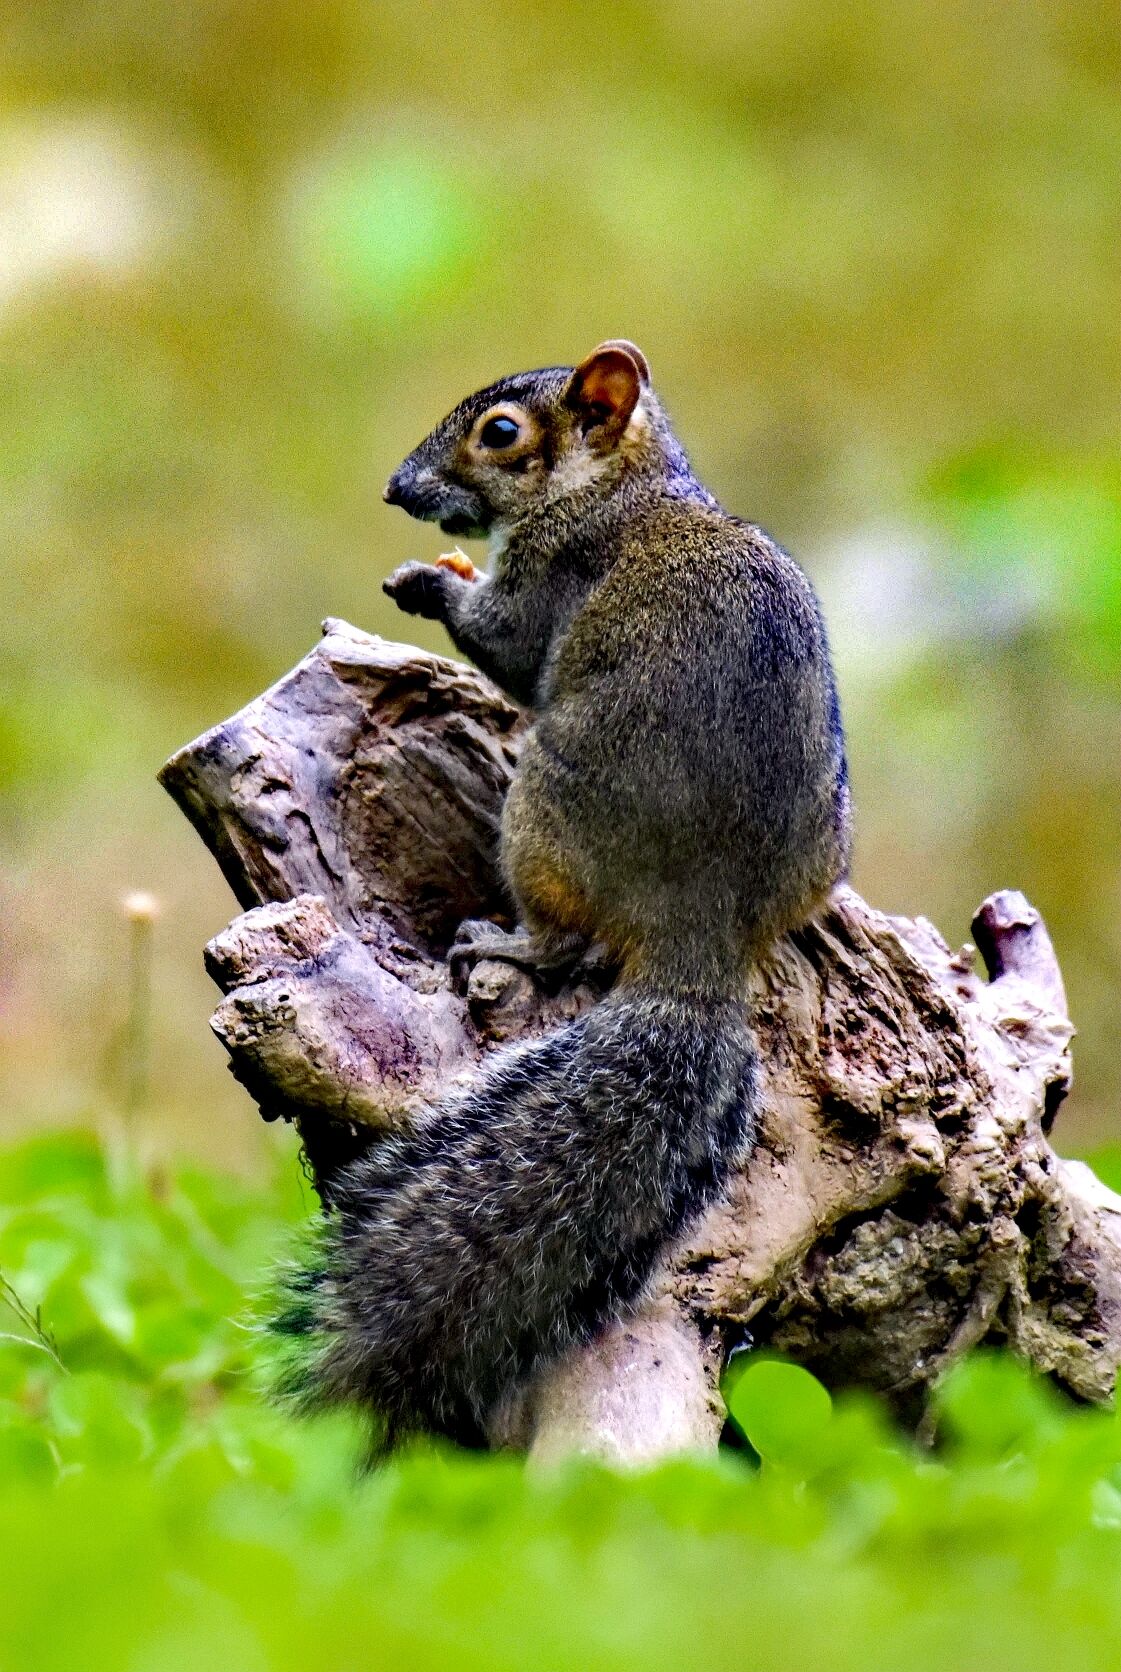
[[0, 1131, 307, 1466], [925, 449, 1121, 689], [4, 1132, 1121, 1670], [288, 136, 490, 324]]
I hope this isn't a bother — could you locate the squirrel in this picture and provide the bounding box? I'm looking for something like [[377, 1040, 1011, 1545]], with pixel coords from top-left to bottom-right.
[[274, 341, 851, 1448]]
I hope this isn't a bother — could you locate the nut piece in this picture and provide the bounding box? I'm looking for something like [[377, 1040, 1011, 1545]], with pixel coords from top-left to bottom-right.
[[436, 548, 481, 582]]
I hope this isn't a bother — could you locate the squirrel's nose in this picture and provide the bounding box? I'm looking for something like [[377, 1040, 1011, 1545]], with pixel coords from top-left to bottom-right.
[[383, 476, 403, 506]]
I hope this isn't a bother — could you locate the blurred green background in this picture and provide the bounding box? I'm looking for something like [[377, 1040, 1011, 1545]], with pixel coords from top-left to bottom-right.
[[0, 0, 1117, 1161]]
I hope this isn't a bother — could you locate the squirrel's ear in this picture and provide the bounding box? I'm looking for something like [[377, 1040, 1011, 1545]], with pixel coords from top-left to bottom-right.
[[564, 341, 649, 443]]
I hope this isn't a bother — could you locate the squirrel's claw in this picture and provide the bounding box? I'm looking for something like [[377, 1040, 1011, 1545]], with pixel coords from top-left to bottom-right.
[[448, 919, 523, 992], [448, 919, 603, 996]]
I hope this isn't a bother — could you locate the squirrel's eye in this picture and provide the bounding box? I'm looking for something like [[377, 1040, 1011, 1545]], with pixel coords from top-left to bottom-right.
[[480, 415, 520, 449]]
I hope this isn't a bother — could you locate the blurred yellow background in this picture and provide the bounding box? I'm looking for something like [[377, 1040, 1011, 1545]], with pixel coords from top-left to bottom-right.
[[0, 0, 1116, 1161]]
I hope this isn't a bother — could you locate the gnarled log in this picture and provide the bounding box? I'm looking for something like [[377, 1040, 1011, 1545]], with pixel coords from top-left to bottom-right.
[[160, 618, 1117, 1464]]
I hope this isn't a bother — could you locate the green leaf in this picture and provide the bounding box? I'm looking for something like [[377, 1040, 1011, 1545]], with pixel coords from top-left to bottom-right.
[[931, 1352, 1063, 1459], [0, 1421, 56, 1484], [48, 1371, 153, 1469], [724, 1357, 834, 1468]]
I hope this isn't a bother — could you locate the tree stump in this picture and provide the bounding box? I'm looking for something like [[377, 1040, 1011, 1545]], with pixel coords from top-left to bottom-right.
[[159, 618, 1120, 1464]]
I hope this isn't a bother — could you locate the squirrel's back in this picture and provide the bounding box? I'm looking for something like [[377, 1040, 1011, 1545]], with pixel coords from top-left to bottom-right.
[[536, 496, 849, 964]]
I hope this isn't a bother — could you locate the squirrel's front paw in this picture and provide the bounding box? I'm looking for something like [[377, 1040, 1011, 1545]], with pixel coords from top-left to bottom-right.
[[383, 561, 447, 619]]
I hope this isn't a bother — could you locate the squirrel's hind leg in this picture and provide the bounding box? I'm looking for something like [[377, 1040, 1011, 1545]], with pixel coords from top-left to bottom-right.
[[448, 919, 594, 994], [454, 734, 616, 991]]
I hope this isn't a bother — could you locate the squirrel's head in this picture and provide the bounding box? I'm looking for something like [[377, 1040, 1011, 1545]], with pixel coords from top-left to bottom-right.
[[383, 340, 661, 539]]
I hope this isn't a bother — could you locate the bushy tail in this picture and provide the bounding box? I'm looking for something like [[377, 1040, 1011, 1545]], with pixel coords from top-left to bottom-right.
[[272, 985, 757, 1445]]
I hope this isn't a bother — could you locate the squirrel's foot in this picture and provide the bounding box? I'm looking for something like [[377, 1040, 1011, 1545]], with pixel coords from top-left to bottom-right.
[[449, 920, 596, 995]]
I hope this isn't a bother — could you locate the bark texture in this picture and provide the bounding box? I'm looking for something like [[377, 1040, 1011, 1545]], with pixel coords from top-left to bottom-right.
[[160, 618, 1119, 1463]]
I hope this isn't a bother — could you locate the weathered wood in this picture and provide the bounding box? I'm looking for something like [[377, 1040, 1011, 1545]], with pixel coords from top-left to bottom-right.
[[160, 618, 1118, 1460], [160, 623, 527, 1183]]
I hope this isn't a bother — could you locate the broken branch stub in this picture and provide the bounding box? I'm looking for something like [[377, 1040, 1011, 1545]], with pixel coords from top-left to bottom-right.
[[161, 618, 1117, 1462]]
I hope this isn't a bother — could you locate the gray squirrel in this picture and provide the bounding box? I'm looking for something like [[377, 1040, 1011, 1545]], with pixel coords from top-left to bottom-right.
[[274, 341, 850, 1447]]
